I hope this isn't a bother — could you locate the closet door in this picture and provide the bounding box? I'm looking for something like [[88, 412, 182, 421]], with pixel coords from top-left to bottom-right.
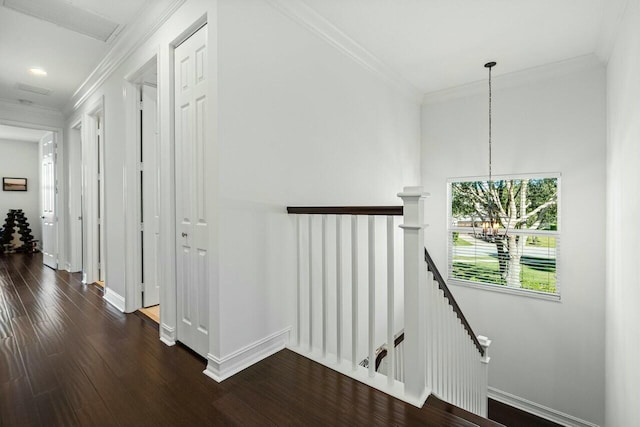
[[142, 84, 160, 307], [41, 132, 57, 269], [174, 24, 209, 357]]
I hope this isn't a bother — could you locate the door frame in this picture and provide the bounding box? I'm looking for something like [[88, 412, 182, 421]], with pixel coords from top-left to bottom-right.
[[81, 97, 104, 285], [67, 118, 83, 273], [123, 53, 160, 313], [159, 16, 213, 350], [0, 118, 63, 267]]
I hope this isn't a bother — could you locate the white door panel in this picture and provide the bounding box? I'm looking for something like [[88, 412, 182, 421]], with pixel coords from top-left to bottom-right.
[[41, 132, 57, 269], [175, 24, 209, 358], [142, 84, 160, 307]]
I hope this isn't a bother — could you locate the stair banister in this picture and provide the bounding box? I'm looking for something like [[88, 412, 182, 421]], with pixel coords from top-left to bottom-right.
[[398, 186, 430, 404]]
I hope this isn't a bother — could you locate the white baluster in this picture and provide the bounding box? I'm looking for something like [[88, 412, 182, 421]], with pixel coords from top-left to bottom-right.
[[322, 214, 328, 357], [430, 276, 438, 393], [368, 215, 375, 378], [466, 335, 471, 411], [454, 316, 465, 406], [336, 215, 342, 364], [425, 273, 433, 390], [308, 215, 313, 352], [444, 295, 451, 402], [296, 215, 301, 346], [351, 215, 358, 371], [386, 215, 395, 386], [438, 289, 445, 398], [452, 311, 458, 404]]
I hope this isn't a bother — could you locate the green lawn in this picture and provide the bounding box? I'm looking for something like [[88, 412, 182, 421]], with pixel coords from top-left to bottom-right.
[[453, 237, 472, 246], [526, 236, 556, 248], [452, 255, 557, 293]]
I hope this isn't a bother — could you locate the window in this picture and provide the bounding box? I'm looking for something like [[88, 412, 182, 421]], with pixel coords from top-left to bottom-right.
[[448, 174, 560, 298]]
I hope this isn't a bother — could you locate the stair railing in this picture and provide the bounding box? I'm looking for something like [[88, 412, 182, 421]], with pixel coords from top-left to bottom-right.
[[423, 247, 491, 416], [286, 204, 411, 402], [287, 186, 490, 414]]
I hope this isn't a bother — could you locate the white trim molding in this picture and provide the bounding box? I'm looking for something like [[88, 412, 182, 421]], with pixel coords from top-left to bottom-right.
[[160, 324, 176, 346], [203, 328, 291, 382], [265, 0, 421, 103], [423, 54, 603, 105], [66, 0, 185, 114], [104, 288, 126, 312], [488, 387, 601, 427]]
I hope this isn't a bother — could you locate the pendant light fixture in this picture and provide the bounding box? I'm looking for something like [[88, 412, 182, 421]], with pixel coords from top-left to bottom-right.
[[482, 61, 501, 237]]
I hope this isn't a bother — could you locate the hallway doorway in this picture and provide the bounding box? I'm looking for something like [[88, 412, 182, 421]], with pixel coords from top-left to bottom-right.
[[0, 123, 60, 266]]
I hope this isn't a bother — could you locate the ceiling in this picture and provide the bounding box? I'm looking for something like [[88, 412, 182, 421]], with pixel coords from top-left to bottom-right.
[[0, 0, 617, 111], [0, 0, 148, 110], [301, 0, 609, 93]]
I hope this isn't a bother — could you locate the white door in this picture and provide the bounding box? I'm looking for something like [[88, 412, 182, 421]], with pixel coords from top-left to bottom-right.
[[142, 84, 160, 307], [175, 24, 209, 357], [97, 116, 105, 282], [41, 132, 57, 269]]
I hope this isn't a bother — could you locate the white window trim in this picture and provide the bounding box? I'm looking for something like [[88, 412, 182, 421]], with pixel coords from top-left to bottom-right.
[[447, 173, 562, 301]]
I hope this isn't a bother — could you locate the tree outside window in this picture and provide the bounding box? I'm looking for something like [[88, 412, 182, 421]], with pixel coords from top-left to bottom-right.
[[448, 175, 559, 295]]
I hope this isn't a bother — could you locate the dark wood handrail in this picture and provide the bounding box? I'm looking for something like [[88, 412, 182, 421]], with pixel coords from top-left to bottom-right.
[[374, 333, 405, 371], [424, 247, 485, 357], [287, 206, 403, 216]]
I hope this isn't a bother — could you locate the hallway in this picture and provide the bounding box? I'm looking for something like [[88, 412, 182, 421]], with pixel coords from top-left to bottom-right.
[[0, 253, 501, 426]]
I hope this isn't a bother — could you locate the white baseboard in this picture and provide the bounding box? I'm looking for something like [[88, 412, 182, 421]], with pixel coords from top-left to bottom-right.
[[203, 328, 291, 382], [160, 323, 176, 346], [488, 387, 601, 427], [103, 288, 126, 312]]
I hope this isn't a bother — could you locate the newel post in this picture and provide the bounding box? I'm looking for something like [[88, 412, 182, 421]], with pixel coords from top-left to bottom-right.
[[398, 186, 429, 404], [478, 335, 492, 417]]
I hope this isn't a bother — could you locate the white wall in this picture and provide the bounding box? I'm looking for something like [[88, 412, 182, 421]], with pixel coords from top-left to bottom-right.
[[605, 0, 640, 425], [0, 139, 41, 244], [216, 0, 420, 356], [421, 59, 606, 425], [65, 0, 420, 368]]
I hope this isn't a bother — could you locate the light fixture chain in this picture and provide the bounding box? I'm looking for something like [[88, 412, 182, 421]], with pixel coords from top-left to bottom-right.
[[488, 65, 492, 184]]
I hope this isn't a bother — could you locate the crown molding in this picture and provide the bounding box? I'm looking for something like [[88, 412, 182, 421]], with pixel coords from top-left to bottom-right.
[[422, 54, 604, 105], [595, 0, 631, 63], [64, 0, 186, 116], [265, 0, 422, 103]]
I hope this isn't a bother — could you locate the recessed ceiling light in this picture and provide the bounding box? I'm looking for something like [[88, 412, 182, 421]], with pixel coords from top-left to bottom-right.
[[29, 68, 47, 77]]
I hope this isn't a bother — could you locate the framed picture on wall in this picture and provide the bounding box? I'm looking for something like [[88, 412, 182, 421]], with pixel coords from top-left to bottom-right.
[[3, 177, 27, 191]]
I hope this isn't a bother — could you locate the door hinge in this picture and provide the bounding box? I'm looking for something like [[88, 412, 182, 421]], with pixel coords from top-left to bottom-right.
[[140, 281, 145, 292], [139, 222, 144, 232]]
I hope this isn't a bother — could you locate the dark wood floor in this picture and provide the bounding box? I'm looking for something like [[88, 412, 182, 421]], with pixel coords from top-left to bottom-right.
[[0, 253, 538, 426]]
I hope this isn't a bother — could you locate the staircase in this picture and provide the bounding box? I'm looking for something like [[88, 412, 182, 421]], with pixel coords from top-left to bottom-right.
[[287, 187, 492, 419]]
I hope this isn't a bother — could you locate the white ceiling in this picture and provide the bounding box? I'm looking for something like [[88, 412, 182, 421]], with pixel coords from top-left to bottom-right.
[[301, 0, 608, 93], [0, 0, 148, 109], [0, 124, 50, 142], [0, 0, 618, 110]]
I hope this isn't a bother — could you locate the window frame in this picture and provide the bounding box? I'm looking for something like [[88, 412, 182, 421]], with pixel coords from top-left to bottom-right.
[[446, 172, 562, 301]]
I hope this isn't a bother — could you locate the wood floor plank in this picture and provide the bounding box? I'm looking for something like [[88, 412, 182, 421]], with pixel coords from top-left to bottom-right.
[[0, 377, 42, 427], [0, 336, 25, 381], [34, 389, 82, 427], [1, 253, 510, 427]]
